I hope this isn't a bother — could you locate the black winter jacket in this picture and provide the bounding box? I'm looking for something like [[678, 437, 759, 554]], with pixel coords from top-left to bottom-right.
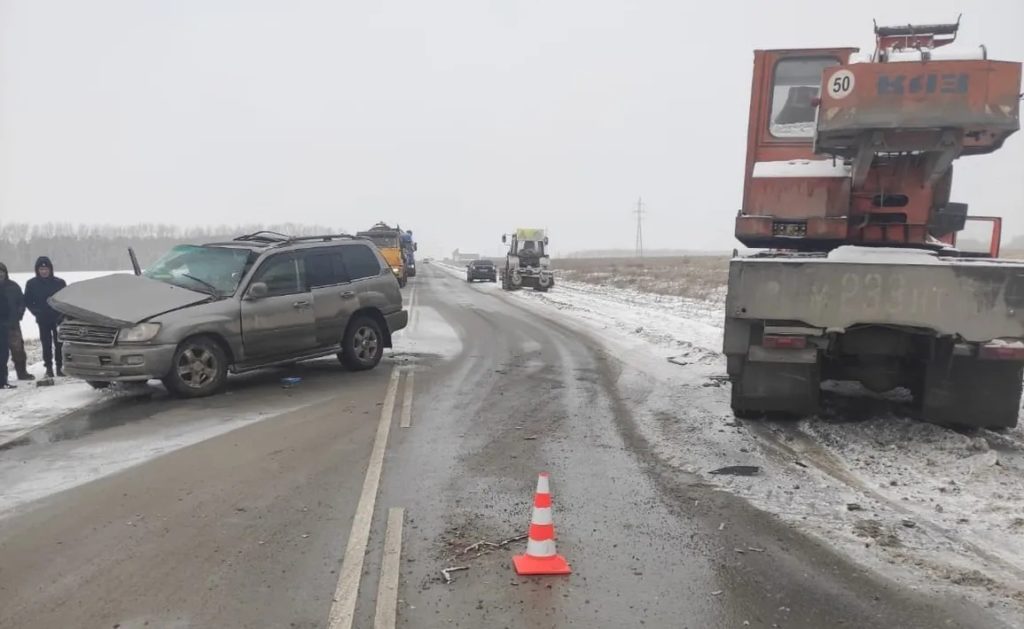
[[0, 262, 26, 329], [24, 257, 67, 325]]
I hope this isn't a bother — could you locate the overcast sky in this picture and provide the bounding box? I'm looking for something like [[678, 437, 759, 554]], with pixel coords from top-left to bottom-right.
[[1, 0, 1022, 259]]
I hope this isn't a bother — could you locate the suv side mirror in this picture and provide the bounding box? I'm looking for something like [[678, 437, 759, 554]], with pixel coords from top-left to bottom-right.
[[247, 282, 268, 300]]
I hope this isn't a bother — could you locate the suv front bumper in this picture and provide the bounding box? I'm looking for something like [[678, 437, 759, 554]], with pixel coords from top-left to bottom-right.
[[62, 342, 177, 382]]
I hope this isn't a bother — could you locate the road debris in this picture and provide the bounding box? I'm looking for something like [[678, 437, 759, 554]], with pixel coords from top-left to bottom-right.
[[711, 590, 723, 596], [280, 376, 302, 388], [459, 534, 528, 560], [441, 566, 469, 584], [709, 465, 760, 476], [846, 503, 863, 512]]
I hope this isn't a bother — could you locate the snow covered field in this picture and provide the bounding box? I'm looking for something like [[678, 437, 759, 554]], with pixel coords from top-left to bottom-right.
[[438, 261, 1024, 623]]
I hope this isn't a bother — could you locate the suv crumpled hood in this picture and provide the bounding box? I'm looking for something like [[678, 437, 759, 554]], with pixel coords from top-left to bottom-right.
[[49, 273, 212, 328]]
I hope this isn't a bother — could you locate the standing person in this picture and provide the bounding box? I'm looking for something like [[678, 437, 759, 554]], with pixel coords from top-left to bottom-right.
[[25, 257, 67, 378], [0, 262, 35, 381]]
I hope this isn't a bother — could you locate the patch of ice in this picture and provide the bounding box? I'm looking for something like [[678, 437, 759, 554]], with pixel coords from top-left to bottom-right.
[[0, 396, 332, 517], [391, 305, 462, 361]]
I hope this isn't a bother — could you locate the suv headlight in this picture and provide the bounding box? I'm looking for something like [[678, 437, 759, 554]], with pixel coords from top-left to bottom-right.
[[118, 323, 161, 343]]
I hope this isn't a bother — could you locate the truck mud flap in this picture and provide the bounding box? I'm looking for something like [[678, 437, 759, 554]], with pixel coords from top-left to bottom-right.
[[921, 357, 1022, 429], [731, 360, 821, 417]]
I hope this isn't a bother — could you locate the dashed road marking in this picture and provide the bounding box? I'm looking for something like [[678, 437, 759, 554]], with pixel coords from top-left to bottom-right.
[[373, 507, 405, 629], [400, 371, 414, 429], [327, 367, 401, 629]]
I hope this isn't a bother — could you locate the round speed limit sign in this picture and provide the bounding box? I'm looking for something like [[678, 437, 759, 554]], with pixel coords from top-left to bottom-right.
[[827, 69, 855, 99]]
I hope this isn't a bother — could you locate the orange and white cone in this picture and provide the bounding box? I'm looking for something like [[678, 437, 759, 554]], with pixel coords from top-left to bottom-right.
[[513, 472, 571, 575]]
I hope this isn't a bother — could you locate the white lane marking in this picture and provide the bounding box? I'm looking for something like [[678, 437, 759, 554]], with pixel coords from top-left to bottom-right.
[[399, 371, 414, 429], [327, 367, 401, 629], [373, 507, 405, 629], [409, 286, 419, 331]]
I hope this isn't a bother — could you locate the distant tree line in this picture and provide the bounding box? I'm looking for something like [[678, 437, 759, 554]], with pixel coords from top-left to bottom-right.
[[0, 222, 342, 272]]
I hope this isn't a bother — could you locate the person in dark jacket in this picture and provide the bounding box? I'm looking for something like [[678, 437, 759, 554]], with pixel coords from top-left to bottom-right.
[[25, 256, 67, 378], [0, 272, 11, 389], [0, 262, 35, 381]]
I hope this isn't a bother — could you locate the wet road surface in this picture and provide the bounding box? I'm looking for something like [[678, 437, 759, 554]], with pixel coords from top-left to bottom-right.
[[0, 265, 1010, 628]]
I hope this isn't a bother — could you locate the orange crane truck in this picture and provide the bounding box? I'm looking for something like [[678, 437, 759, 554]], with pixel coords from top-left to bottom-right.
[[725, 21, 1024, 428]]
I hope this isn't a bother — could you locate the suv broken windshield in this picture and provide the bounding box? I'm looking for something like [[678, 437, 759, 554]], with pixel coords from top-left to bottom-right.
[[144, 245, 256, 297]]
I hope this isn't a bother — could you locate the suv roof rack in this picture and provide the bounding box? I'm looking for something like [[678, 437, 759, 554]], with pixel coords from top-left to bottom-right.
[[231, 231, 361, 248]]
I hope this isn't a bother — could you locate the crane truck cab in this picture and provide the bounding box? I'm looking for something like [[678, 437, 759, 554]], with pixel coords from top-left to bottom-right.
[[725, 20, 1024, 429], [500, 229, 554, 292], [357, 223, 408, 288]]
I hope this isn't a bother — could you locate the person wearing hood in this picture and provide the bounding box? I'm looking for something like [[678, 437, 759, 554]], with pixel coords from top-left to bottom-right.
[[0, 262, 34, 381], [24, 256, 67, 378]]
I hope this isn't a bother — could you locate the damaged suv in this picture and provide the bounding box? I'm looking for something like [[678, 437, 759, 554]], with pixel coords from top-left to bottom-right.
[[52, 232, 408, 397]]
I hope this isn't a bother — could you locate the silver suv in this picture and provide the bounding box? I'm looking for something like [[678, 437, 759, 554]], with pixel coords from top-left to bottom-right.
[[52, 232, 408, 398]]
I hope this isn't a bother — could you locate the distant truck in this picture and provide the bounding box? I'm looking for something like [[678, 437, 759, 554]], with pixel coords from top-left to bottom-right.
[[357, 223, 409, 288], [500, 228, 554, 292]]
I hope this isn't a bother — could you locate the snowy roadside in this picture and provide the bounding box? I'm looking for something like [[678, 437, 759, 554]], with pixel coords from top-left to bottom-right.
[[439, 261, 1024, 622], [1, 272, 126, 446], [0, 362, 109, 447]]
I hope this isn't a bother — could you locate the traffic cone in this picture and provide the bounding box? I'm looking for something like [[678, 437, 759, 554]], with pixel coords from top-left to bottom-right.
[[513, 472, 571, 575]]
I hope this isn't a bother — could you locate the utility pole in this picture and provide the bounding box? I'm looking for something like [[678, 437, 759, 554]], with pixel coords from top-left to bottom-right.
[[633, 197, 646, 258]]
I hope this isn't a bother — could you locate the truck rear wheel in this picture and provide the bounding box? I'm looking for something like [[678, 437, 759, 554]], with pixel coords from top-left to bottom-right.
[[921, 358, 1022, 429]]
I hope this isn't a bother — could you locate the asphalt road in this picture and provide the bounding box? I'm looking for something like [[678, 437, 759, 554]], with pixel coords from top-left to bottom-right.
[[0, 264, 1011, 629]]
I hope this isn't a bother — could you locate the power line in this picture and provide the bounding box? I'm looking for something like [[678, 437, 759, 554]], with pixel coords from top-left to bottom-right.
[[633, 197, 646, 258]]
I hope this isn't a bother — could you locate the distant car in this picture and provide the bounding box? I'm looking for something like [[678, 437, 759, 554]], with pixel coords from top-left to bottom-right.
[[51, 232, 408, 398], [466, 259, 497, 282]]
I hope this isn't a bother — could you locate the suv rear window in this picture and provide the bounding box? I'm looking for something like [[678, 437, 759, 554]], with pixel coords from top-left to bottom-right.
[[305, 249, 350, 287], [343, 244, 383, 280]]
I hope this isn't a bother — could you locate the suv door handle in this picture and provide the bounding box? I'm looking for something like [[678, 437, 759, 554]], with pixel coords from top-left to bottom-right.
[[340, 291, 356, 299], [292, 300, 310, 308]]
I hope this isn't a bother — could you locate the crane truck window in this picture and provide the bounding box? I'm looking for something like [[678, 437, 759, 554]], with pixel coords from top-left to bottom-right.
[[769, 57, 839, 139]]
